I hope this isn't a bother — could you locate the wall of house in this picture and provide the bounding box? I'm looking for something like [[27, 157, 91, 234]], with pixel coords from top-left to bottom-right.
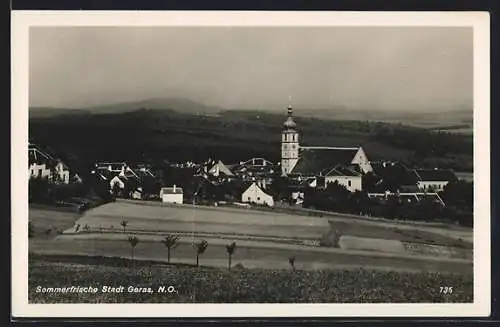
[[417, 181, 449, 192], [242, 184, 274, 206], [162, 193, 183, 204], [55, 163, 70, 184], [29, 163, 51, 179], [325, 176, 362, 192], [110, 176, 125, 190]]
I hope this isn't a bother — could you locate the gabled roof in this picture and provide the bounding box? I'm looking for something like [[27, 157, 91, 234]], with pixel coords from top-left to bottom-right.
[[291, 147, 359, 176], [96, 162, 127, 171], [374, 163, 419, 186], [161, 186, 183, 194], [28, 146, 62, 170], [209, 160, 234, 176], [414, 169, 458, 182], [325, 164, 362, 177]]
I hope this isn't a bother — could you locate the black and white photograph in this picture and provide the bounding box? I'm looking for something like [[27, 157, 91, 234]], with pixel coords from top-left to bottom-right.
[[11, 11, 490, 317]]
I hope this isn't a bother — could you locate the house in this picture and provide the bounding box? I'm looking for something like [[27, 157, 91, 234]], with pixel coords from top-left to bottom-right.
[[208, 160, 234, 178], [231, 157, 276, 187], [131, 187, 143, 200], [28, 143, 72, 184], [280, 104, 373, 177], [160, 185, 183, 204], [291, 191, 305, 205], [414, 169, 458, 192], [323, 165, 363, 192], [109, 174, 141, 197], [371, 162, 420, 193], [241, 182, 274, 206], [368, 192, 446, 207]]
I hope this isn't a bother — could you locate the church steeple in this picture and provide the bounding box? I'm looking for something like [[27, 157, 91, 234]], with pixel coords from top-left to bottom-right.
[[283, 104, 297, 130], [281, 102, 299, 176]]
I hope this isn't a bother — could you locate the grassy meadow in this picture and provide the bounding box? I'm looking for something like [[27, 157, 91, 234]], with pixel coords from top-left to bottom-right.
[[29, 254, 473, 303]]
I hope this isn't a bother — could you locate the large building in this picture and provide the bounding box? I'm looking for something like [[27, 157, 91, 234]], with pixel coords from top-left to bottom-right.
[[28, 143, 72, 184], [280, 105, 372, 190]]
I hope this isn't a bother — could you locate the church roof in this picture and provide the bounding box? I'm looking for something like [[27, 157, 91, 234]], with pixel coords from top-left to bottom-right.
[[290, 147, 359, 176]]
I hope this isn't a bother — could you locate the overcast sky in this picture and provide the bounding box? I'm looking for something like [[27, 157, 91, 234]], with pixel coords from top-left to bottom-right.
[[29, 26, 472, 111]]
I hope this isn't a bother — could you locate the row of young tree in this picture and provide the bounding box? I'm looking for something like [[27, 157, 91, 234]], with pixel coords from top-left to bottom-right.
[[126, 234, 301, 271], [126, 233, 238, 271]]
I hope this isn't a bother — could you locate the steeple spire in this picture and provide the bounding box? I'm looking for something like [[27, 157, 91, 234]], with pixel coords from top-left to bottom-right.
[[287, 95, 293, 116]]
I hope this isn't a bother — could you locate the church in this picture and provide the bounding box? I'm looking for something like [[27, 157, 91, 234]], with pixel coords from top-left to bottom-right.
[[280, 104, 373, 192]]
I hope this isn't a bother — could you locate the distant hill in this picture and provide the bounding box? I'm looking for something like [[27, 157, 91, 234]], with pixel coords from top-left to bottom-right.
[[30, 97, 473, 133], [29, 107, 90, 118], [30, 97, 224, 117]]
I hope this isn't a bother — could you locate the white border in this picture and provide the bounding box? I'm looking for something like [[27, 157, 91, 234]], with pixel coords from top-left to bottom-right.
[[11, 11, 491, 318]]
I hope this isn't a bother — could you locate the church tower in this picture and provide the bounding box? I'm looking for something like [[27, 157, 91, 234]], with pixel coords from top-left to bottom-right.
[[281, 104, 300, 176]]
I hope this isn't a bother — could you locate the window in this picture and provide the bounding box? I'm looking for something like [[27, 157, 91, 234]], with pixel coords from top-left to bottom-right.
[[38, 169, 42, 178], [348, 180, 352, 187], [248, 197, 251, 201], [257, 197, 261, 201]]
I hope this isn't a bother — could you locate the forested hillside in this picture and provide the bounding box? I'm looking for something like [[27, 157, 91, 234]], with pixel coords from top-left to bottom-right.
[[29, 109, 473, 174]]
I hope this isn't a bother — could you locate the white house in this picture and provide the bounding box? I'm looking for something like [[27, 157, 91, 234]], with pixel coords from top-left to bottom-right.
[[324, 166, 363, 192], [54, 161, 70, 184], [241, 182, 274, 206], [208, 160, 234, 177], [414, 169, 458, 192], [29, 162, 51, 180], [28, 143, 71, 184], [110, 175, 126, 191], [160, 185, 183, 204]]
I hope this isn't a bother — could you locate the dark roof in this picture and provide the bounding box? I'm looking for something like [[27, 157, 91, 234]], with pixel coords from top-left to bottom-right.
[[325, 165, 362, 177], [161, 187, 183, 194], [414, 169, 458, 182], [291, 147, 359, 176], [374, 164, 419, 186], [28, 147, 57, 167], [95, 168, 116, 181]]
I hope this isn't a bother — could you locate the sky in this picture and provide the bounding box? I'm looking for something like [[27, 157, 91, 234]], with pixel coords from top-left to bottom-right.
[[29, 26, 473, 112]]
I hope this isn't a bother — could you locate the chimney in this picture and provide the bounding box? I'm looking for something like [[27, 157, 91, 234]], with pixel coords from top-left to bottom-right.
[[173, 184, 177, 192]]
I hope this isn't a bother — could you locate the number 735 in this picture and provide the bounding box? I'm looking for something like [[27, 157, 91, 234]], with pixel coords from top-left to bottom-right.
[[440, 286, 453, 294]]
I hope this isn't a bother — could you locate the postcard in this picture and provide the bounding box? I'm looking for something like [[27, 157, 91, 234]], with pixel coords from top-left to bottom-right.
[[11, 10, 490, 318]]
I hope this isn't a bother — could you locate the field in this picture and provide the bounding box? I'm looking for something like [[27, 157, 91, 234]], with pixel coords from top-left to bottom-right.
[[62, 200, 473, 247], [29, 254, 473, 303], [30, 201, 473, 270], [28, 202, 474, 303]]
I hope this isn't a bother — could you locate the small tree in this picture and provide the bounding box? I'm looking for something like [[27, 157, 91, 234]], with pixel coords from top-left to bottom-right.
[[120, 220, 128, 233], [226, 242, 237, 271], [333, 229, 342, 248], [161, 234, 179, 264], [288, 255, 296, 271], [194, 240, 208, 267], [128, 235, 139, 259]]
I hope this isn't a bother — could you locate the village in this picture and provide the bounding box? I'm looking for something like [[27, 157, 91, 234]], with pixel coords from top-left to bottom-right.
[[28, 104, 473, 227]]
